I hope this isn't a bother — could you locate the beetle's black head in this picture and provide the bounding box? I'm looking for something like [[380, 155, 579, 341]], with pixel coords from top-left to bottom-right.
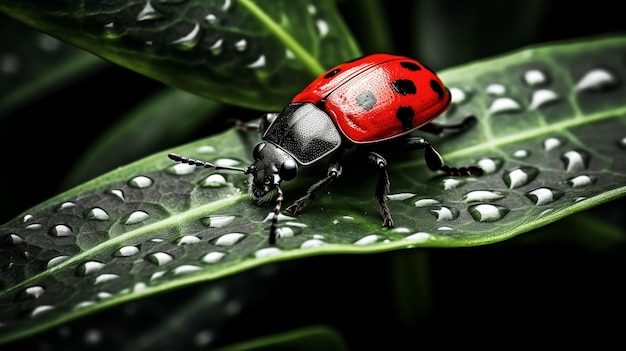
[[246, 142, 298, 202]]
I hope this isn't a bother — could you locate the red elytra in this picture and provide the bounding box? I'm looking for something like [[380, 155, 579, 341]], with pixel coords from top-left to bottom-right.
[[292, 53, 452, 143]]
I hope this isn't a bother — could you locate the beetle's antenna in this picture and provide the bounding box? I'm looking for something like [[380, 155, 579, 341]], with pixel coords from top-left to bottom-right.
[[168, 153, 247, 173], [268, 185, 284, 245]]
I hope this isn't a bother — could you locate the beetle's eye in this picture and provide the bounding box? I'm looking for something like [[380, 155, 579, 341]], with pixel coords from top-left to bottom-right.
[[279, 158, 298, 181], [252, 142, 266, 160]]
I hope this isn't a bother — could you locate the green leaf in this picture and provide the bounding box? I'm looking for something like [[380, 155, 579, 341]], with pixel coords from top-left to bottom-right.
[[0, 0, 361, 111], [1, 34, 626, 344]]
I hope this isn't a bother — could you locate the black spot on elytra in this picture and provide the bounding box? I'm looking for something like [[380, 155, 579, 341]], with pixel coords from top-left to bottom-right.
[[324, 68, 342, 79], [396, 106, 415, 131], [392, 79, 417, 95], [430, 79, 445, 100], [356, 91, 377, 111], [400, 61, 421, 71]]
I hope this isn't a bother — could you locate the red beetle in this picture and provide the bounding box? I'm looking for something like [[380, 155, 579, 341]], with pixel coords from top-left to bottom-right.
[[169, 54, 482, 244]]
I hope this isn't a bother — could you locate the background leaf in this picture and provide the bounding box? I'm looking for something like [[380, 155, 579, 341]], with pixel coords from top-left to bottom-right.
[[0, 0, 361, 111], [1, 34, 625, 345]]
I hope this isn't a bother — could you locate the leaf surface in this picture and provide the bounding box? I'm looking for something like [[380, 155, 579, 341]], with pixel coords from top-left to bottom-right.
[[1, 34, 626, 344]]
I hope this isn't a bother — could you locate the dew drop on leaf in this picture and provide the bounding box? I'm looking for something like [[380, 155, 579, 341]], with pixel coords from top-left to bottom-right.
[[213, 233, 246, 246], [75, 261, 106, 276], [48, 224, 74, 237], [502, 166, 539, 189], [525, 187, 565, 205], [561, 150, 590, 172], [468, 204, 509, 222], [462, 190, 506, 203], [128, 175, 153, 188], [124, 210, 150, 225], [113, 246, 140, 257], [84, 207, 110, 221], [201, 251, 227, 264], [566, 175, 597, 188], [145, 252, 174, 266]]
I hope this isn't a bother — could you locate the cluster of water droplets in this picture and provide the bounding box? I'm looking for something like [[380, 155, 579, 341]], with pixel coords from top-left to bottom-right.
[[96, 0, 331, 69]]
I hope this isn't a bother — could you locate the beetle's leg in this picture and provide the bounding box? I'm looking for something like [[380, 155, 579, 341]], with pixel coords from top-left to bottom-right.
[[268, 185, 285, 245], [420, 115, 477, 135], [367, 152, 394, 227], [284, 161, 343, 215], [233, 113, 278, 135], [403, 137, 483, 176]]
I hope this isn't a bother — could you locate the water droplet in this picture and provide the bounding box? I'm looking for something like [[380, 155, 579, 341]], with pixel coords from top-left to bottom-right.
[[526, 187, 564, 205], [107, 189, 125, 201], [262, 213, 295, 223], [575, 68, 618, 91], [301, 239, 325, 249], [128, 175, 153, 188], [214, 233, 246, 246], [150, 271, 166, 280], [387, 193, 416, 201], [201, 174, 227, 187], [561, 150, 590, 172], [415, 198, 440, 207], [74, 301, 95, 310], [542, 137, 564, 151], [124, 210, 149, 225], [205, 13, 219, 24], [566, 175, 597, 188], [255, 247, 282, 258], [146, 252, 174, 266], [93, 274, 119, 284], [25, 223, 42, 230], [307, 3, 317, 14], [201, 251, 227, 264], [513, 149, 530, 158], [166, 163, 196, 175], [488, 97, 522, 114], [530, 89, 560, 109], [215, 158, 241, 167], [56, 201, 76, 211], [47, 255, 69, 268], [113, 246, 140, 257], [234, 39, 247, 51], [316, 19, 329, 37], [31, 305, 55, 318], [16, 286, 45, 300], [449, 87, 467, 103], [222, 0, 232, 11], [176, 235, 201, 245], [209, 38, 224, 55], [524, 69, 548, 86], [171, 23, 201, 49], [173, 265, 201, 275], [485, 84, 506, 95], [137, 1, 161, 21], [197, 145, 216, 153], [48, 224, 73, 237], [437, 226, 454, 231], [247, 55, 266, 69], [201, 215, 236, 228], [462, 190, 505, 203], [276, 227, 295, 239], [441, 178, 464, 190], [75, 261, 106, 276], [354, 235, 378, 245], [430, 206, 459, 221], [404, 232, 432, 243], [476, 157, 503, 174], [468, 204, 509, 222], [5, 233, 24, 244], [502, 166, 539, 189], [84, 207, 110, 221]]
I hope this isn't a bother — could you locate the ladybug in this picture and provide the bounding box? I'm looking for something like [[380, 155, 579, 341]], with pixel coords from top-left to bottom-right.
[[169, 53, 482, 244]]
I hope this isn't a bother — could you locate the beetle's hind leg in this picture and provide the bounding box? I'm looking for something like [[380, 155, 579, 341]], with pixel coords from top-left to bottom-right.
[[367, 152, 394, 227], [404, 137, 483, 176]]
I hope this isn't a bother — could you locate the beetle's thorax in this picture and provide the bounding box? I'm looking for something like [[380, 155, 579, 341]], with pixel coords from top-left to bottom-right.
[[246, 142, 298, 201]]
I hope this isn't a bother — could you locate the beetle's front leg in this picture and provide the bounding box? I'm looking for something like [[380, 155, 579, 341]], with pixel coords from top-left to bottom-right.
[[367, 152, 394, 227], [284, 161, 343, 215]]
